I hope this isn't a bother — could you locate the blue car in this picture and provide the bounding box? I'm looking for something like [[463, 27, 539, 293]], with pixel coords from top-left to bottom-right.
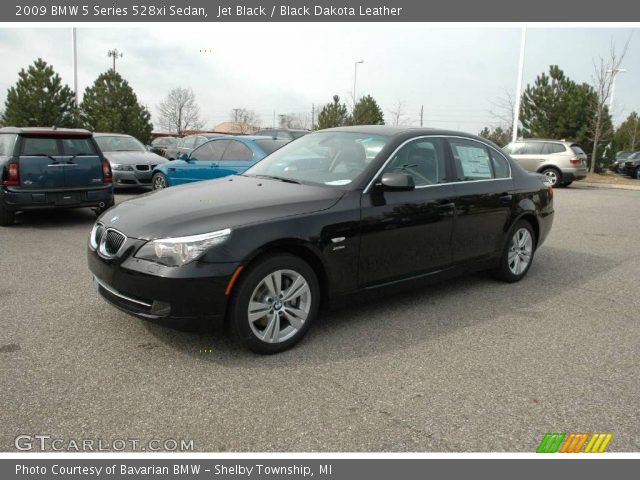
[[150, 136, 289, 190]]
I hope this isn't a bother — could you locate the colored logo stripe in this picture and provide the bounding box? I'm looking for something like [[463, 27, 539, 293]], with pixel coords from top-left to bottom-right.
[[537, 433, 613, 453], [584, 433, 613, 453], [537, 433, 566, 453]]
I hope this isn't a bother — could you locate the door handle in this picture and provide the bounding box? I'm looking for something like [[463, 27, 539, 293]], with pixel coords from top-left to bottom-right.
[[499, 194, 513, 205]]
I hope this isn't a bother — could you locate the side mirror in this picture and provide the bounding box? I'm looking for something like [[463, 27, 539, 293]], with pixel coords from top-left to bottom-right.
[[178, 153, 189, 161], [377, 173, 415, 191]]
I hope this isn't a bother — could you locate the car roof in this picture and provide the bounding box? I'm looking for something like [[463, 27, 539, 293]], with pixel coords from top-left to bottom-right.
[[320, 125, 492, 141], [0, 126, 92, 135], [93, 132, 133, 137], [514, 138, 573, 144]]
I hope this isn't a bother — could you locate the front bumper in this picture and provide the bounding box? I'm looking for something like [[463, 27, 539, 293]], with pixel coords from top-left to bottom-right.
[[88, 247, 237, 324], [1, 185, 113, 211], [112, 169, 154, 188]]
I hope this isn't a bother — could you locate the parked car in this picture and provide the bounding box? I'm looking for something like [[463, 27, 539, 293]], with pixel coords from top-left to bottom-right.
[[149, 136, 178, 158], [88, 126, 553, 353], [94, 133, 169, 189], [163, 133, 227, 160], [151, 136, 289, 190], [252, 128, 310, 140], [621, 152, 640, 178], [0, 127, 113, 226], [503, 139, 588, 187], [611, 151, 633, 173]]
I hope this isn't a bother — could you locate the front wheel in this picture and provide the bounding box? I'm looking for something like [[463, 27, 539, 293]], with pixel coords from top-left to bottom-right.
[[493, 220, 536, 283], [152, 172, 169, 190], [228, 253, 320, 354]]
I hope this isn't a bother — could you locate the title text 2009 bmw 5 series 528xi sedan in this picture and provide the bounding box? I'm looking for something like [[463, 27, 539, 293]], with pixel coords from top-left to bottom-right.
[[88, 126, 554, 354]]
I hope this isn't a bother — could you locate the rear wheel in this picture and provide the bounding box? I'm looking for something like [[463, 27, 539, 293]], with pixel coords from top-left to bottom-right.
[[152, 172, 169, 190], [494, 220, 536, 283], [0, 202, 15, 226], [228, 253, 320, 354], [540, 167, 561, 187]]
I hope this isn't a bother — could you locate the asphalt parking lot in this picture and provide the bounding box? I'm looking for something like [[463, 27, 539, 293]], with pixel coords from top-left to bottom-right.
[[1, 186, 639, 452]]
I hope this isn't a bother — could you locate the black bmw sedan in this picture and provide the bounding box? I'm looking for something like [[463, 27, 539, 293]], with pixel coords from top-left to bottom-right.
[[88, 126, 554, 353]]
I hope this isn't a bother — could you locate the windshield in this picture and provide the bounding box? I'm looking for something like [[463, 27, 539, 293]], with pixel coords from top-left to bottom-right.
[[244, 131, 389, 188], [95, 135, 146, 152]]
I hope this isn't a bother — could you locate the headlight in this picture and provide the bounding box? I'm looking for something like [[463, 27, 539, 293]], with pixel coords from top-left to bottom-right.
[[110, 163, 134, 171], [134, 228, 231, 267], [89, 222, 104, 250]]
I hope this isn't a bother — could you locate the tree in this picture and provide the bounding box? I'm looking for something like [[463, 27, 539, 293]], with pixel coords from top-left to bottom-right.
[[230, 108, 260, 133], [520, 65, 597, 153], [479, 126, 512, 147], [614, 111, 640, 152], [157, 87, 203, 134], [388, 99, 408, 126], [316, 95, 349, 129], [2, 58, 77, 127], [278, 112, 311, 129], [80, 70, 153, 144], [351, 95, 384, 125], [588, 40, 630, 172]]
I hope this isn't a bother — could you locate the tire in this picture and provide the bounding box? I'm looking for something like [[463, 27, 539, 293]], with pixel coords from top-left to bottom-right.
[[559, 181, 573, 188], [0, 202, 15, 226], [94, 198, 115, 217], [152, 172, 169, 190], [540, 167, 562, 187], [493, 220, 536, 283], [228, 253, 320, 354]]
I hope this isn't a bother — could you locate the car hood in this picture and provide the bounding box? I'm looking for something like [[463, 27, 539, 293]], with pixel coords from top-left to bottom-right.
[[99, 175, 345, 240], [103, 150, 168, 165]]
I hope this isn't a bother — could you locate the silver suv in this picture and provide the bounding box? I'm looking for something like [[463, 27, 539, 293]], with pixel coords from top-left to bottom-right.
[[503, 139, 588, 187]]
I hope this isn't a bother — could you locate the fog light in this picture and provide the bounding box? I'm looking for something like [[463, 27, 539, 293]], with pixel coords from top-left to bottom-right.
[[151, 301, 171, 316]]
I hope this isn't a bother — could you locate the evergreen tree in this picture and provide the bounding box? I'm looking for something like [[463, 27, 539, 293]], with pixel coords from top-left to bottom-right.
[[351, 95, 384, 125], [80, 70, 153, 143], [479, 126, 512, 147], [2, 58, 77, 127], [316, 95, 349, 129], [613, 111, 640, 152], [519, 65, 603, 154]]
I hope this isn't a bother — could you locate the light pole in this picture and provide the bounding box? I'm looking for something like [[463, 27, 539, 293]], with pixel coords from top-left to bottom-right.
[[608, 67, 626, 121], [71, 28, 78, 106], [512, 27, 527, 143], [353, 60, 364, 106], [107, 49, 123, 72]]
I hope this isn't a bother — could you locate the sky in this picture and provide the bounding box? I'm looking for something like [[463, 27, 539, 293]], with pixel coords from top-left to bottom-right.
[[0, 25, 638, 134]]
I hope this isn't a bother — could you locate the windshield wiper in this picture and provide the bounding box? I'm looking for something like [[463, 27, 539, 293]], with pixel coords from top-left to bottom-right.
[[250, 174, 301, 184]]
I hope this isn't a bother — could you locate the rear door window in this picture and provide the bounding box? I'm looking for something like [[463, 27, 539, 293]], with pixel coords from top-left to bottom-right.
[[523, 142, 545, 155], [221, 140, 253, 161], [61, 137, 98, 155], [21, 137, 60, 156], [449, 139, 494, 180], [490, 149, 511, 178]]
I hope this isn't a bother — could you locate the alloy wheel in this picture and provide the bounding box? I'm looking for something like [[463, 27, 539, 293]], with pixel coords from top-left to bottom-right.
[[153, 174, 167, 190], [247, 269, 311, 344], [542, 169, 558, 186], [508, 228, 533, 275]]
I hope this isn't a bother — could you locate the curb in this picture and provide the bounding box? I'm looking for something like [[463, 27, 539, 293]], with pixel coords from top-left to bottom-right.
[[572, 181, 640, 191]]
